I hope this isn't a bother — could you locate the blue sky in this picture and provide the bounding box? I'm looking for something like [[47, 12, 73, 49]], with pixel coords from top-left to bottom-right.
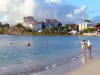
[[65, 0, 100, 18], [0, 0, 100, 25]]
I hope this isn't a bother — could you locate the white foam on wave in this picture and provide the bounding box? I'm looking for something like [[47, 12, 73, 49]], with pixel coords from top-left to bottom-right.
[[0, 53, 85, 75], [44, 54, 84, 72], [45, 67, 51, 70], [0, 59, 41, 75], [52, 64, 57, 68]]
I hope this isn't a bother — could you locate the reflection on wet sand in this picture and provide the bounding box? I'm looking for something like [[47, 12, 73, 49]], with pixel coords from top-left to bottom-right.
[[88, 53, 92, 59], [82, 54, 87, 64], [81, 53, 92, 64]]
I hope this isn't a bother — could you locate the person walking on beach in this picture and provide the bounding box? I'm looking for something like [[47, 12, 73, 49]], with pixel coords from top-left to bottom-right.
[[81, 40, 87, 53], [87, 40, 92, 54]]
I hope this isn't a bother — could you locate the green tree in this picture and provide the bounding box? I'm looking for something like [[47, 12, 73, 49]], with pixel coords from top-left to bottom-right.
[[24, 28, 32, 32], [15, 23, 24, 29], [12, 23, 26, 34], [42, 27, 49, 34], [49, 27, 57, 34], [0, 22, 3, 26], [3, 23, 10, 28], [58, 23, 62, 33], [83, 27, 96, 33], [84, 19, 91, 23], [87, 27, 96, 33], [64, 24, 69, 28], [63, 25, 68, 33], [0, 22, 3, 28], [4, 23, 9, 27], [83, 29, 88, 33], [79, 30, 83, 34]]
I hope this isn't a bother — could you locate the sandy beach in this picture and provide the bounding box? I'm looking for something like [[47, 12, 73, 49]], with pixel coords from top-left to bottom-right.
[[30, 51, 100, 75], [67, 59, 100, 75]]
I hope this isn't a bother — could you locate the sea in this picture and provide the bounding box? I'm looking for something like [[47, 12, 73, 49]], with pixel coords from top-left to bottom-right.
[[0, 35, 99, 75]]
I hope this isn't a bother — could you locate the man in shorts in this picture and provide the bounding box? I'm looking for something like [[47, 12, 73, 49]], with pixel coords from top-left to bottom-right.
[[87, 40, 92, 54]]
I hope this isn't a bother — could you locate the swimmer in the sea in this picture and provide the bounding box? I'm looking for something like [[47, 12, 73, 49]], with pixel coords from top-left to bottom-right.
[[27, 42, 30, 46]]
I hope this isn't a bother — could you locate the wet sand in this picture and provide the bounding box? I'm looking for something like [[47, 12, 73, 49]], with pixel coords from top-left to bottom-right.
[[66, 59, 100, 75], [31, 51, 100, 75]]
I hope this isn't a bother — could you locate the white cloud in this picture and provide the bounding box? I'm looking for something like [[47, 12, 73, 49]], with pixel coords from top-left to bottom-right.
[[19, 0, 36, 16], [45, 0, 62, 4], [74, 5, 86, 14], [66, 12, 73, 18], [0, 0, 88, 25], [65, 5, 88, 24], [0, 0, 35, 25], [0, 0, 11, 12]]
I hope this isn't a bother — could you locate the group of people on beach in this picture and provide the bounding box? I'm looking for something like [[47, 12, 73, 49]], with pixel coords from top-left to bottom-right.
[[81, 40, 92, 54]]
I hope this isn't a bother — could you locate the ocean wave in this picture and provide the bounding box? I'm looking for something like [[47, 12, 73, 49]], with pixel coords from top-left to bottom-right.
[[44, 54, 84, 70], [0, 54, 84, 75]]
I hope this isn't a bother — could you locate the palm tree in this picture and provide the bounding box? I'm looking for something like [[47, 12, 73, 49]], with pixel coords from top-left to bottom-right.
[[58, 23, 62, 33], [84, 19, 92, 23], [15, 23, 24, 29], [63, 25, 68, 33]]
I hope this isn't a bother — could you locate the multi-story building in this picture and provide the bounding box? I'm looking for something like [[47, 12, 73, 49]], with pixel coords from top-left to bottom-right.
[[93, 24, 100, 32], [30, 21, 41, 31], [43, 19, 60, 28], [23, 16, 42, 31], [79, 22, 94, 31], [23, 16, 34, 27]]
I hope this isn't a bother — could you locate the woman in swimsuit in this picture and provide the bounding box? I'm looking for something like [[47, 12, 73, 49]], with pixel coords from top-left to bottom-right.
[[81, 40, 87, 53]]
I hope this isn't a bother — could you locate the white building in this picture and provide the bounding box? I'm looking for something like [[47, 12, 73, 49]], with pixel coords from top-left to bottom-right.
[[30, 21, 42, 32], [23, 16, 42, 31], [23, 16, 34, 27], [79, 22, 94, 31]]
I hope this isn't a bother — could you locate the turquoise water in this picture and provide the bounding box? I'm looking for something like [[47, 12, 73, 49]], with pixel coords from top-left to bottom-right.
[[0, 35, 99, 74]]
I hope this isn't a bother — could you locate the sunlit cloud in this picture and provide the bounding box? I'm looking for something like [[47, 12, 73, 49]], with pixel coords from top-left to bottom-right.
[[0, 0, 88, 25]]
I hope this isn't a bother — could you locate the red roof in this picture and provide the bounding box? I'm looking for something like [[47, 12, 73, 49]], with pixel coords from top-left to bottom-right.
[[32, 21, 41, 25], [93, 24, 100, 27], [68, 24, 77, 27], [51, 19, 59, 22], [44, 19, 51, 22], [44, 19, 59, 23], [71, 24, 76, 26]]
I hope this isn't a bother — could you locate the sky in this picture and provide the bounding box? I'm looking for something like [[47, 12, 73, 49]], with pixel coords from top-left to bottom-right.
[[0, 0, 100, 25], [65, 0, 100, 18]]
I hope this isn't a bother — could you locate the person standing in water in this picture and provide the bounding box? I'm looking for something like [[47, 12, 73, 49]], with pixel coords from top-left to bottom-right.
[[81, 40, 87, 53], [87, 40, 92, 54], [36, 40, 39, 44], [44, 40, 48, 48]]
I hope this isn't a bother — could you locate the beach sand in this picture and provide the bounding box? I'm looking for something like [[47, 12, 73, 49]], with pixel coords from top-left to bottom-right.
[[66, 59, 100, 75], [31, 51, 100, 75]]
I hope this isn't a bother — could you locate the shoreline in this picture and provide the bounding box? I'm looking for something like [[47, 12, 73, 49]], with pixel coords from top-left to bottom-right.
[[1, 32, 100, 36], [30, 51, 100, 75], [66, 58, 100, 75], [1, 33, 100, 37]]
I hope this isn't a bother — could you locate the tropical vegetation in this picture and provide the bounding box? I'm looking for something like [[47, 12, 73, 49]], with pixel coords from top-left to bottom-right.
[[0, 19, 98, 36]]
